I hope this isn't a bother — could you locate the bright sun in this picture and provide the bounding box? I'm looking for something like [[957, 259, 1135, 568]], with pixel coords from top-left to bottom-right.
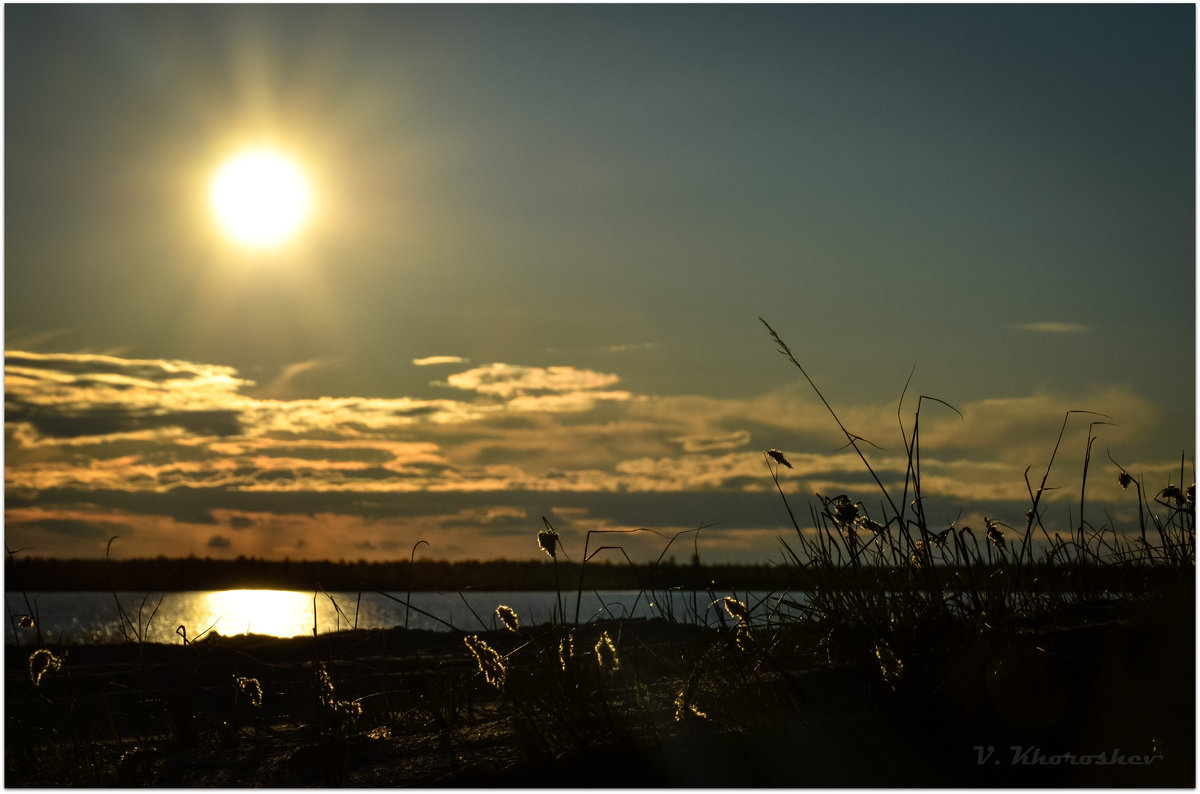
[[210, 149, 312, 248]]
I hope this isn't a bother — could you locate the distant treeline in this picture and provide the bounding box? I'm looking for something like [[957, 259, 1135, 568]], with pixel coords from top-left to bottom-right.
[[4, 555, 798, 593], [4, 554, 1182, 594]]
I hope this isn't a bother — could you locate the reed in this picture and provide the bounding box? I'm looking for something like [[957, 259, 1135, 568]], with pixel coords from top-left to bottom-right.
[[758, 317, 1193, 670]]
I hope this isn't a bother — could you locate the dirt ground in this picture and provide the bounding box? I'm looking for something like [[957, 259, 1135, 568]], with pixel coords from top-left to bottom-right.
[[6, 605, 1195, 787]]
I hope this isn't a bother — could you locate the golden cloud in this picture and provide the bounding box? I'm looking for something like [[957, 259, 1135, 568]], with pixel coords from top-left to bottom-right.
[[441, 363, 622, 397], [413, 355, 468, 366], [5, 349, 1187, 564]]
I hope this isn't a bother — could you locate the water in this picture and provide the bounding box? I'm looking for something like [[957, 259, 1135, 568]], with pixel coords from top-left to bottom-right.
[[5, 589, 804, 645]]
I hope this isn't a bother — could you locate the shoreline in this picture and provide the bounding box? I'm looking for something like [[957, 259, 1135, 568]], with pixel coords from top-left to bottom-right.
[[7, 555, 1184, 592]]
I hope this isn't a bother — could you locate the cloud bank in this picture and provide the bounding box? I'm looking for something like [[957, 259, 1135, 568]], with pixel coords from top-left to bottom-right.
[[4, 350, 1182, 562]]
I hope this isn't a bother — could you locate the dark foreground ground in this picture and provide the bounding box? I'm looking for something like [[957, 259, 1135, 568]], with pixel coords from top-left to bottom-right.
[[6, 596, 1194, 787]]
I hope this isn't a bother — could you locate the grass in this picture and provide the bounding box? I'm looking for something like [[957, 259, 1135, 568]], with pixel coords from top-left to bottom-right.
[[4, 322, 1194, 786]]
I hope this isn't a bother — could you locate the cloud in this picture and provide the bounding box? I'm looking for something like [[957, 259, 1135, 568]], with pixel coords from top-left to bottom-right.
[[545, 342, 658, 355], [5, 350, 249, 388], [441, 363, 622, 397], [12, 518, 114, 539], [1011, 322, 1091, 334], [3, 349, 1185, 562], [505, 391, 634, 413], [207, 534, 232, 549], [669, 430, 752, 453], [413, 355, 468, 366], [914, 386, 1157, 465], [255, 358, 341, 398], [5, 350, 251, 443], [8, 404, 243, 440], [603, 342, 657, 353]]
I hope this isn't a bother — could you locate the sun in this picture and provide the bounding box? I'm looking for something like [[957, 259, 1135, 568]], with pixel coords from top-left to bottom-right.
[[210, 148, 312, 248]]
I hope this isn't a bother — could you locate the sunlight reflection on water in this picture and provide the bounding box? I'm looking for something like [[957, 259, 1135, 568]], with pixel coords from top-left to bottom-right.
[[193, 589, 316, 639], [5, 589, 800, 644]]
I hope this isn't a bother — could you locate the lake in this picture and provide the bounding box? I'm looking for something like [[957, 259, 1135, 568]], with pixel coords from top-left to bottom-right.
[[5, 588, 803, 645]]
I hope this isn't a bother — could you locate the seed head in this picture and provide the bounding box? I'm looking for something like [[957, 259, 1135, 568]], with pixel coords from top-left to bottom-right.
[[537, 527, 559, 559], [312, 662, 357, 719], [856, 517, 885, 535], [909, 539, 928, 568], [464, 634, 506, 689], [831, 495, 859, 528], [558, 631, 575, 671], [673, 688, 707, 722], [367, 725, 392, 740], [495, 604, 520, 633], [28, 648, 63, 687], [315, 662, 362, 717], [234, 675, 263, 708], [1160, 484, 1185, 506], [722, 596, 750, 623], [1118, 471, 1133, 490], [595, 630, 621, 672], [874, 640, 904, 691], [766, 449, 792, 468], [984, 517, 1005, 550]]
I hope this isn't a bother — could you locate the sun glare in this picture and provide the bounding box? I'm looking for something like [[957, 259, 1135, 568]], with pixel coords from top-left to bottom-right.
[[198, 589, 314, 638], [210, 149, 312, 248]]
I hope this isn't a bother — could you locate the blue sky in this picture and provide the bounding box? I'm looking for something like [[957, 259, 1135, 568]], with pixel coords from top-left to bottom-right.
[[5, 4, 1194, 563]]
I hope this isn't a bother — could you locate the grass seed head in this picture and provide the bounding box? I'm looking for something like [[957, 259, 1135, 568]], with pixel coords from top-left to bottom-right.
[[1118, 471, 1133, 489], [595, 630, 621, 672], [856, 517, 885, 535], [537, 527, 559, 559], [985, 517, 1006, 550], [874, 640, 904, 691], [909, 539, 928, 568], [1160, 484, 1185, 505], [317, 662, 334, 697], [316, 662, 362, 717], [234, 675, 263, 708], [722, 595, 750, 623], [558, 631, 575, 671], [495, 604, 520, 632], [464, 634, 506, 689], [28, 648, 63, 687], [766, 448, 792, 468], [832, 495, 859, 528], [674, 688, 707, 722]]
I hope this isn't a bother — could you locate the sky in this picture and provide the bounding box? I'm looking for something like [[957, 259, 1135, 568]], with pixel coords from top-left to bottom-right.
[[4, 4, 1195, 565]]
